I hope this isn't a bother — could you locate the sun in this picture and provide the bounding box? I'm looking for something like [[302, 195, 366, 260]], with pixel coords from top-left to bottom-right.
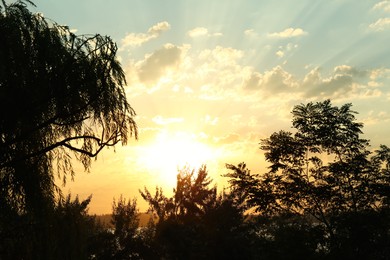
[[139, 131, 215, 188]]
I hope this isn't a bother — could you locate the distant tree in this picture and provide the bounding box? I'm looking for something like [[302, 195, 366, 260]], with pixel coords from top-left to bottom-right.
[[141, 166, 253, 259], [224, 100, 390, 258], [140, 165, 216, 222], [112, 196, 139, 245], [111, 196, 141, 259], [0, 0, 137, 214], [91, 196, 149, 260], [139, 186, 174, 224]]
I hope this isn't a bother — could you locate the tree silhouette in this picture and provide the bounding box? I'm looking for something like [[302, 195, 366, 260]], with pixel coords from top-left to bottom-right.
[[224, 100, 390, 258], [90, 196, 153, 259], [140, 166, 254, 259], [52, 194, 97, 260], [0, 0, 137, 213], [140, 165, 216, 222], [0, 193, 100, 259], [0, 1, 137, 259]]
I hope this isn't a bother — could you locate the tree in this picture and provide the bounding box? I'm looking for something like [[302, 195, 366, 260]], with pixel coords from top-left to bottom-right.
[[91, 196, 151, 260], [140, 165, 216, 223], [259, 100, 385, 220], [224, 100, 390, 258], [0, 193, 101, 260], [52, 194, 98, 260], [0, 0, 137, 213], [140, 166, 254, 259]]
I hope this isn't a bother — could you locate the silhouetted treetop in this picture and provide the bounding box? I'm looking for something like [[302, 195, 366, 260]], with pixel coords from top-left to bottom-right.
[[223, 100, 390, 258], [0, 0, 137, 212]]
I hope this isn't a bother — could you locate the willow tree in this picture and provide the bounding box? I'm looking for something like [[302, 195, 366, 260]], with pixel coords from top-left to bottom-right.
[[0, 1, 137, 213]]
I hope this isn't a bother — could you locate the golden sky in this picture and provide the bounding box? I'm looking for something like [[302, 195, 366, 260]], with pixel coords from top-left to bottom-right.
[[35, 0, 390, 214]]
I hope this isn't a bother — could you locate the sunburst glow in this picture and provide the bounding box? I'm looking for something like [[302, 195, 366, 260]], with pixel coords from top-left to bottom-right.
[[41, 0, 390, 214], [139, 131, 215, 188]]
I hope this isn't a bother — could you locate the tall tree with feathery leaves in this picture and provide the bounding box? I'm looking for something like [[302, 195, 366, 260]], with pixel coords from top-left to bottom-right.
[[0, 0, 137, 214]]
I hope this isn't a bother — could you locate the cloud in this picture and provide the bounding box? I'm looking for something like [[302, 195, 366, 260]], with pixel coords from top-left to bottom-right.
[[121, 21, 170, 47], [369, 17, 390, 31], [373, 1, 390, 12], [301, 66, 377, 98], [261, 66, 296, 93], [187, 27, 222, 38], [148, 22, 171, 35], [188, 27, 208, 37], [199, 46, 243, 63], [268, 27, 307, 38], [242, 71, 262, 90], [370, 68, 390, 80], [241, 66, 298, 98], [276, 50, 284, 58], [274, 43, 298, 58], [137, 44, 183, 84], [334, 65, 368, 77], [240, 65, 379, 100], [362, 110, 390, 126], [368, 68, 390, 87]]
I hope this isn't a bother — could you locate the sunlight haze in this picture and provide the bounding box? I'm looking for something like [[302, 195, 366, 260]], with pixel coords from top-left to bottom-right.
[[34, 0, 390, 214]]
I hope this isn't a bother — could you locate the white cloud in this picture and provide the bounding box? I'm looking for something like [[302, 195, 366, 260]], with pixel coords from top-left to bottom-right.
[[373, 1, 390, 12], [261, 66, 297, 94], [369, 17, 390, 31], [303, 67, 353, 97], [268, 27, 308, 38], [137, 44, 184, 84], [370, 68, 390, 80], [121, 21, 170, 47], [301, 66, 380, 99], [148, 21, 171, 35], [187, 27, 222, 38], [199, 45, 243, 63], [276, 50, 284, 58], [241, 66, 297, 96], [242, 71, 262, 90], [188, 27, 208, 37], [334, 65, 368, 77]]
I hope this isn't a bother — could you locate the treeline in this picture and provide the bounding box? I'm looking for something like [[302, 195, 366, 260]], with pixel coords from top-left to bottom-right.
[[2, 100, 390, 259]]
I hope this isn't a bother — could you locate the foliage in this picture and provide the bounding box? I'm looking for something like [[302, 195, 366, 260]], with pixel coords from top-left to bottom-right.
[[224, 100, 390, 258], [90, 196, 152, 260], [140, 166, 253, 259], [0, 194, 100, 260], [0, 1, 137, 259], [140, 165, 216, 222], [0, 0, 137, 213]]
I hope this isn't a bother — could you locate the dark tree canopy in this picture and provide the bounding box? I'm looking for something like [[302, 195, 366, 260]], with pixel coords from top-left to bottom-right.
[[224, 100, 390, 258], [0, 1, 137, 213], [140, 166, 252, 259], [140, 165, 217, 223]]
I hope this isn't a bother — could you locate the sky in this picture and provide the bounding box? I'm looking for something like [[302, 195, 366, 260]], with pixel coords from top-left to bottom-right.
[[33, 0, 390, 214]]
